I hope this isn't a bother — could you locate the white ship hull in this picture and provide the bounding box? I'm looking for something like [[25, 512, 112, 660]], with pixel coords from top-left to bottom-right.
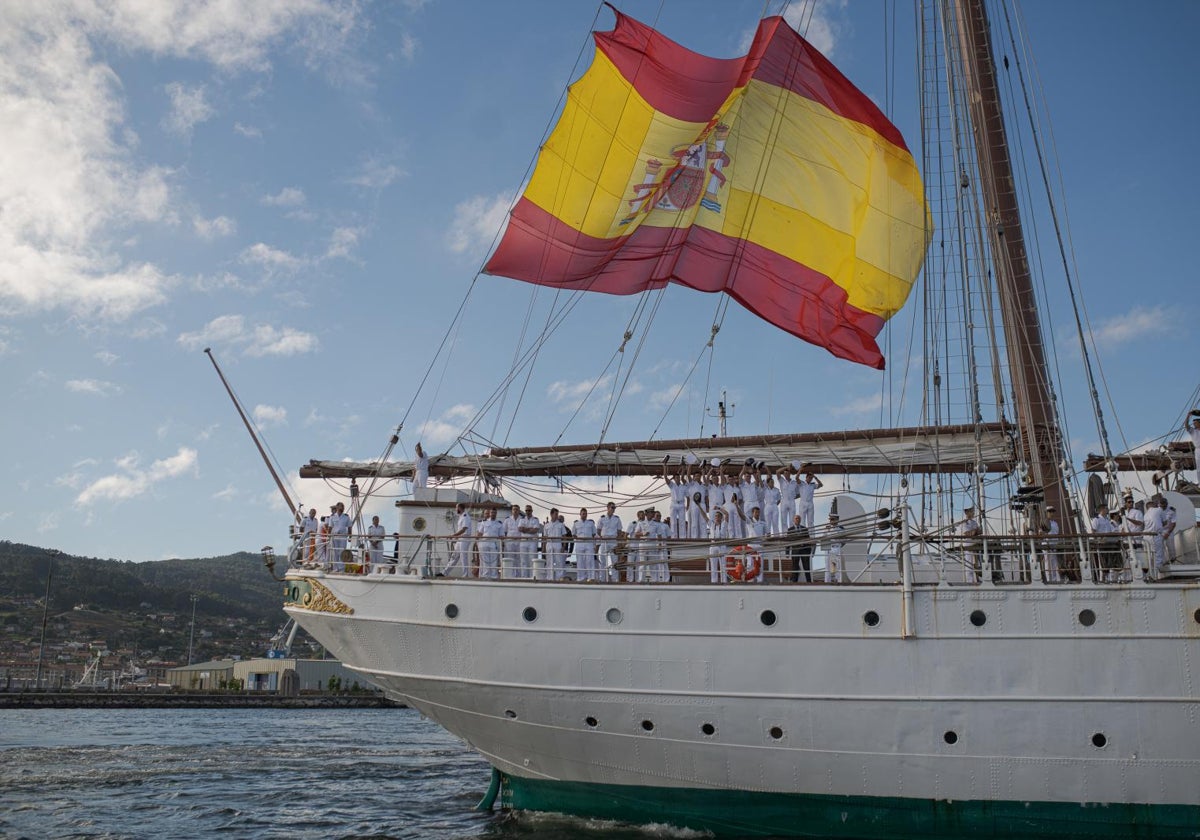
[[285, 572, 1200, 836]]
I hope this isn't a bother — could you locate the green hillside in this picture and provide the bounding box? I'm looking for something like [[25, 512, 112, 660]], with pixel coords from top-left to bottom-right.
[[0, 541, 304, 666]]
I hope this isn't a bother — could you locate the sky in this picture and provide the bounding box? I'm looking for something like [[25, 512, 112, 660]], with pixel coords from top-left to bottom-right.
[[2, 0, 1198, 563]]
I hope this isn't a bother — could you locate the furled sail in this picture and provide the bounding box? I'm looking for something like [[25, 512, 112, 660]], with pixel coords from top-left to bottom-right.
[[484, 9, 930, 369], [301, 422, 1013, 480]]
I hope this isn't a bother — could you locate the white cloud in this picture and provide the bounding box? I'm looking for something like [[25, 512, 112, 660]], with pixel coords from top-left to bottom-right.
[[831, 393, 883, 417], [348, 156, 404, 189], [446, 192, 513, 255], [75, 445, 199, 506], [196, 423, 219, 441], [649, 383, 687, 410], [239, 242, 304, 274], [162, 81, 214, 137], [253, 404, 288, 427], [130, 318, 167, 339], [233, 121, 262, 139], [212, 483, 238, 501], [193, 214, 236, 239], [397, 33, 418, 62], [0, 2, 359, 323], [246, 324, 318, 356], [177, 314, 318, 357], [54, 471, 85, 490], [94, 350, 118, 365], [416, 403, 476, 447], [178, 313, 246, 348], [324, 226, 362, 260], [1091, 306, 1169, 348], [548, 375, 611, 411], [65, 378, 121, 396], [261, 187, 306, 207], [38, 511, 61, 533], [738, 0, 843, 56]]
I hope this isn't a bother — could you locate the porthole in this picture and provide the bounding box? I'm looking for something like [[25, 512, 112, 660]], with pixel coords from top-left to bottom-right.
[[969, 610, 987, 627], [444, 603, 459, 619], [585, 716, 598, 728], [1078, 609, 1096, 627], [701, 723, 716, 736], [1092, 732, 1107, 749], [1193, 608, 1200, 625], [863, 610, 880, 627], [504, 709, 517, 719], [412, 516, 426, 532], [760, 609, 777, 627], [606, 607, 623, 625], [641, 720, 655, 732], [944, 730, 958, 745], [768, 726, 784, 740], [522, 606, 538, 623]]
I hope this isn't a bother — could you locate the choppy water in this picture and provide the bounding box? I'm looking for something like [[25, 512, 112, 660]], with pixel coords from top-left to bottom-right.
[[0, 708, 701, 840]]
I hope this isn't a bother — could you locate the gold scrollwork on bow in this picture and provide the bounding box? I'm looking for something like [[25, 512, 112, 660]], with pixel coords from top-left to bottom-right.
[[297, 578, 354, 615]]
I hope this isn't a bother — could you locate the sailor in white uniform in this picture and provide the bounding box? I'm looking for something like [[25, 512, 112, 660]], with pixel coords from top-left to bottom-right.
[[651, 509, 670, 582], [598, 503, 623, 582], [520, 505, 542, 579], [762, 478, 782, 536], [1143, 497, 1166, 579], [630, 510, 650, 582], [1091, 504, 1119, 583], [797, 470, 823, 528], [330, 503, 351, 571], [777, 468, 799, 532], [703, 507, 731, 583], [413, 442, 429, 490], [744, 506, 769, 581], [664, 462, 688, 540], [543, 509, 569, 581], [574, 508, 598, 582], [958, 505, 982, 584], [1041, 506, 1062, 583], [684, 467, 705, 517], [1163, 502, 1178, 563], [725, 492, 747, 539], [300, 508, 319, 567], [686, 490, 706, 540], [367, 515, 386, 570], [824, 512, 845, 583], [739, 466, 761, 521], [502, 505, 524, 579], [1119, 496, 1142, 580], [710, 472, 729, 515], [444, 503, 473, 577], [476, 508, 503, 579]]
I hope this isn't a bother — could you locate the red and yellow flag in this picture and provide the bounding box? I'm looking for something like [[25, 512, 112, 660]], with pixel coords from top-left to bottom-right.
[[484, 11, 929, 369]]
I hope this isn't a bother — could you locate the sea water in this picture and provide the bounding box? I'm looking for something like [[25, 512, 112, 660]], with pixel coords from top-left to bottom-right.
[[0, 707, 709, 839]]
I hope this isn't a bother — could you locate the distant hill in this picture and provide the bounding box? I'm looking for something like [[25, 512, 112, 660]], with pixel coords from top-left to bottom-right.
[[0, 541, 281, 618], [0, 541, 301, 664]]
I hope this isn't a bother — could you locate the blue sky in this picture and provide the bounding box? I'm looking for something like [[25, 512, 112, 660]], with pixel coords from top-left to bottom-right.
[[2, 0, 1197, 562]]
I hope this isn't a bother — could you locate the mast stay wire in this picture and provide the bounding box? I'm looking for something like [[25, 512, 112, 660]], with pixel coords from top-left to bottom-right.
[[651, 305, 725, 442], [998, 2, 1111, 489], [1004, 1, 1152, 493], [494, 0, 679, 453], [387, 3, 609, 455]]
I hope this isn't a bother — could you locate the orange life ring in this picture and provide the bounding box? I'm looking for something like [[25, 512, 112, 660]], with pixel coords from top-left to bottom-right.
[[725, 545, 761, 581]]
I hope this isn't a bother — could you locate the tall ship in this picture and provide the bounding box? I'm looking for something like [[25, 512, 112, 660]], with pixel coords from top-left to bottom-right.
[[263, 2, 1200, 836]]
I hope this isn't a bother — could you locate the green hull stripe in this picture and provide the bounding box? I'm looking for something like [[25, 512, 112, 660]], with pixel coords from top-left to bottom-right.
[[500, 774, 1200, 838]]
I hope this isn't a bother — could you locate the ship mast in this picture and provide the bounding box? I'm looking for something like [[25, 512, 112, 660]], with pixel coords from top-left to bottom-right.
[[951, 0, 1073, 531]]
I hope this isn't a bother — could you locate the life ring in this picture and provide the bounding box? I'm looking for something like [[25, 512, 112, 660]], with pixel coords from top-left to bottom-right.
[[725, 545, 761, 581]]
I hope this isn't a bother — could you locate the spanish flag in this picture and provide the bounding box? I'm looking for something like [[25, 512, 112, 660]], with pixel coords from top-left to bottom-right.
[[484, 10, 929, 369]]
